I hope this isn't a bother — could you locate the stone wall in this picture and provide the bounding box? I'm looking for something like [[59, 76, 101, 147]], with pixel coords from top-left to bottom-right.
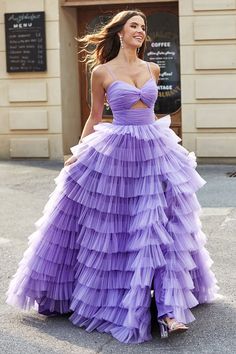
[[0, 0, 80, 160], [179, 0, 236, 162]]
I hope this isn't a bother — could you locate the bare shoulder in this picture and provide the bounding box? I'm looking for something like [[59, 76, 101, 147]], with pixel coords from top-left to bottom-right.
[[91, 64, 107, 80], [148, 61, 160, 80], [91, 64, 110, 90]]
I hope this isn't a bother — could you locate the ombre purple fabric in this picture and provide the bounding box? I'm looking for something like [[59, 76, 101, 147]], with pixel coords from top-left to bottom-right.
[[6, 62, 219, 344]]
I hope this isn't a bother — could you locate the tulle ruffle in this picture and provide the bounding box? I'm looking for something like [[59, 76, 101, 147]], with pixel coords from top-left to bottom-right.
[[6, 115, 219, 344]]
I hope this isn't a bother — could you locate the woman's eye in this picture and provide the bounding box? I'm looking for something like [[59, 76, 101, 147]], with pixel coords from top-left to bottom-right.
[[131, 25, 145, 31], [130, 24, 146, 31]]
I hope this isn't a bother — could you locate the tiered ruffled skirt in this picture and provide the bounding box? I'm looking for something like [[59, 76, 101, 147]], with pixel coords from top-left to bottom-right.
[[6, 115, 219, 344]]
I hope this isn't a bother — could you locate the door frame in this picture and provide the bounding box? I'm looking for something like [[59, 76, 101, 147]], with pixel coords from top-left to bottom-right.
[[75, 1, 181, 138]]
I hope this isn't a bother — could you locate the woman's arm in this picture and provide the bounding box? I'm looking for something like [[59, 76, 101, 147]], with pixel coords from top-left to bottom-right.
[[64, 65, 105, 166], [79, 65, 106, 141]]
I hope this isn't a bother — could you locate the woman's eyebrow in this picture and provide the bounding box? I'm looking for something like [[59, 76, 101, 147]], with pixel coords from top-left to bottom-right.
[[130, 21, 145, 27]]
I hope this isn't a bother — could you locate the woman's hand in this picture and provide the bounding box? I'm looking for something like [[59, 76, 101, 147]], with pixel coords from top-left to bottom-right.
[[64, 155, 78, 167]]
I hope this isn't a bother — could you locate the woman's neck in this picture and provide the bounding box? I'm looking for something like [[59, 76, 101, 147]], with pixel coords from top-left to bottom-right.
[[115, 47, 140, 65]]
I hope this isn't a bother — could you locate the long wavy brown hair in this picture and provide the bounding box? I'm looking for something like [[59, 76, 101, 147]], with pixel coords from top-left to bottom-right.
[[76, 9, 148, 71]]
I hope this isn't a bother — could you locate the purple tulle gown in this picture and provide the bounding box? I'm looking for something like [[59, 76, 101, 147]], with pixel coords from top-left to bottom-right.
[[6, 62, 219, 344]]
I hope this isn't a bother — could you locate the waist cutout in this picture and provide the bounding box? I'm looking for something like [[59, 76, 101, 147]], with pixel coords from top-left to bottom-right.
[[112, 108, 156, 125]]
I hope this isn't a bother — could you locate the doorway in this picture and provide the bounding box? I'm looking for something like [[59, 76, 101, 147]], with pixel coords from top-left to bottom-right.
[[77, 2, 181, 138]]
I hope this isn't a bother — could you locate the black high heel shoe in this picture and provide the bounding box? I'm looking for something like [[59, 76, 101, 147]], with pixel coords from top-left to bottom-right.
[[158, 318, 189, 339]]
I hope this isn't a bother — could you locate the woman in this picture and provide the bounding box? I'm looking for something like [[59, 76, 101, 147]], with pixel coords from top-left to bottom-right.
[[6, 9, 219, 344]]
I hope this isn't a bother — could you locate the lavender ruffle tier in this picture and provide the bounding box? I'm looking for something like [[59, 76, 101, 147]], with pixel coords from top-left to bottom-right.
[[6, 115, 219, 344]]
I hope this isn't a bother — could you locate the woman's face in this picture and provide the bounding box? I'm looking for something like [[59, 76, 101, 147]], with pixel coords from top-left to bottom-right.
[[120, 15, 146, 49]]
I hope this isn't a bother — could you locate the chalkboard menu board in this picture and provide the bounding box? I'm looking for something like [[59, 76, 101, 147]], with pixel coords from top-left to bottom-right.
[[4, 12, 47, 72]]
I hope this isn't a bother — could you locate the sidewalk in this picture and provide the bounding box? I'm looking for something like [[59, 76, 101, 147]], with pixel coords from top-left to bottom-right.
[[0, 161, 235, 354]]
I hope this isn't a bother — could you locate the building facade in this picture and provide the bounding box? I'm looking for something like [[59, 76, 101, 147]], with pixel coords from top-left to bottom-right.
[[0, 0, 236, 162]]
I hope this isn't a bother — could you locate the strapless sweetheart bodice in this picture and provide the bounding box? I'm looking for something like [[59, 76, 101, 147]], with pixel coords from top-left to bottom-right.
[[105, 75, 159, 126]]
